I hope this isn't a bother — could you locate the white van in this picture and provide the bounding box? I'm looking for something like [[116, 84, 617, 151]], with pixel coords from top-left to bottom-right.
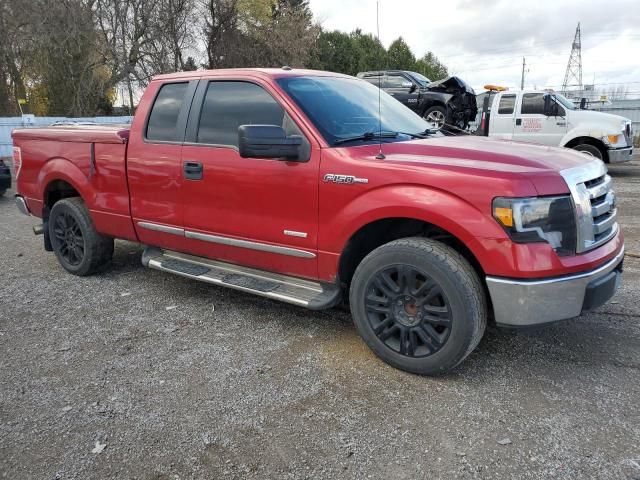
[[475, 89, 633, 163]]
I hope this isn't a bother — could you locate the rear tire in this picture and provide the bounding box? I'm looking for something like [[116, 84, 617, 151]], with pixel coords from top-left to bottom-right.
[[349, 237, 486, 375], [49, 197, 114, 276], [572, 143, 604, 161]]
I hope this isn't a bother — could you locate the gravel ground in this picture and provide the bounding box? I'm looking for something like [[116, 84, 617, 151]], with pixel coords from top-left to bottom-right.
[[1, 160, 639, 480]]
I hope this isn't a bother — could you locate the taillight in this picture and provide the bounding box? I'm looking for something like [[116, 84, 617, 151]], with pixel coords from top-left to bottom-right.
[[12, 146, 21, 180]]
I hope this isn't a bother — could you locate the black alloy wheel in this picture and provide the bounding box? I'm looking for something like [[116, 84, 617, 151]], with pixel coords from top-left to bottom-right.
[[48, 197, 114, 276], [52, 211, 85, 266], [364, 264, 451, 358], [349, 237, 487, 375]]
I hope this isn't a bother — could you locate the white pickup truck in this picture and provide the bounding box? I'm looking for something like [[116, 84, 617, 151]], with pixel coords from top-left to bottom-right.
[[475, 88, 634, 163]]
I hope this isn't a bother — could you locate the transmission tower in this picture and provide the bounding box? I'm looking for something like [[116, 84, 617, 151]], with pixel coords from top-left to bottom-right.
[[562, 23, 583, 96]]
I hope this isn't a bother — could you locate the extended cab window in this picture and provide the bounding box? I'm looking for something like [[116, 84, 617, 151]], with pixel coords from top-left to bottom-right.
[[521, 93, 546, 115], [197, 81, 285, 147], [498, 94, 516, 114], [146, 82, 188, 141]]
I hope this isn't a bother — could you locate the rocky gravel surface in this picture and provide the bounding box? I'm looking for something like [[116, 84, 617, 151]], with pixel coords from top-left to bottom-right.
[[1, 161, 639, 479]]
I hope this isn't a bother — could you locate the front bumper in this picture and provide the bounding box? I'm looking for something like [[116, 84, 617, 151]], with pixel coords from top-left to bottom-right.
[[608, 146, 633, 163], [486, 247, 624, 327]]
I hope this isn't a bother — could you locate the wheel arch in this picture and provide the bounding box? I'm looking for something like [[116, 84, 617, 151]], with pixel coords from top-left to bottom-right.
[[337, 217, 486, 291], [563, 136, 609, 162], [421, 100, 447, 116], [39, 158, 95, 217]]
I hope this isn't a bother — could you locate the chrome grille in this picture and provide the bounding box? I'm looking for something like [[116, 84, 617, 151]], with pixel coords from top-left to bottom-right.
[[560, 160, 618, 254]]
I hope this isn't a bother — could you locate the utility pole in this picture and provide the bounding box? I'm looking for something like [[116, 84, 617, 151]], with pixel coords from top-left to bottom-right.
[[520, 57, 526, 90], [562, 22, 583, 97]]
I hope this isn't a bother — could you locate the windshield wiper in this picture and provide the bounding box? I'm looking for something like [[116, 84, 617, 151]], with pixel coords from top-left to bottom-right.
[[334, 131, 399, 145], [398, 130, 432, 139]]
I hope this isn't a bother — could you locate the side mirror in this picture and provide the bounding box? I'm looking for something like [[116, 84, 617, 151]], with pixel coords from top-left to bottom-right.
[[238, 125, 302, 161], [402, 81, 416, 93], [579, 97, 587, 109], [543, 95, 559, 116]]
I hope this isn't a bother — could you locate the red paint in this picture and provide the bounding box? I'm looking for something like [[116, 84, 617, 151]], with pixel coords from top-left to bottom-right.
[[12, 68, 623, 284]]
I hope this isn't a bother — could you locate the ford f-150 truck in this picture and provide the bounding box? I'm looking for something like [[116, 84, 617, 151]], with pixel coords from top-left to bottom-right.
[[12, 68, 624, 375], [475, 87, 634, 163]]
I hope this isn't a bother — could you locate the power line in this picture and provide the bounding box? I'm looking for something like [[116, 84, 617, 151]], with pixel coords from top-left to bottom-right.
[[562, 23, 583, 94]]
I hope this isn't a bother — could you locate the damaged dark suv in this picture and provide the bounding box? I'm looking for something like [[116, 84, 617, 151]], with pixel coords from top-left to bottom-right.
[[357, 70, 478, 131]]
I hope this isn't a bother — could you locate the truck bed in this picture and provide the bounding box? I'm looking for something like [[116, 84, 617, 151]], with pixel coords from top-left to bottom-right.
[[12, 124, 130, 144]]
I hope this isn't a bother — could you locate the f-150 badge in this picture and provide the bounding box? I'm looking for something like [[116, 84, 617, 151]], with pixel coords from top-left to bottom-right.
[[323, 174, 369, 184]]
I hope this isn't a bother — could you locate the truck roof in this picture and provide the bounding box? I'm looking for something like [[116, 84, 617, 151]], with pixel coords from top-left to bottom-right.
[[483, 89, 558, 95], [152, 67, 354, 82]]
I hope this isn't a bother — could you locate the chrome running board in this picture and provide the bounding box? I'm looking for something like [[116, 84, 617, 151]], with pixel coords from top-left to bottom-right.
[[141, 247, 341, 310]]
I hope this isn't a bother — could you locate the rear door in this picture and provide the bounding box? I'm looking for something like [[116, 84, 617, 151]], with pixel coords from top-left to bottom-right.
[[488, 93, 517, 139], [179, 78, 320, 279], [127, 79, 197, 251], [512, 92, 567, 145]]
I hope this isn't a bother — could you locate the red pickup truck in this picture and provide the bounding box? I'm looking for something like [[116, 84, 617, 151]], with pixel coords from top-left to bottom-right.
[[12, 68, 624, 375]]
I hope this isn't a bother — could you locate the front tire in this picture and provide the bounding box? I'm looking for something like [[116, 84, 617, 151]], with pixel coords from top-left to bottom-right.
[[349, 238, 486, 375], [572, 143, 604, 161], [423, 105, 447, 130], [49, 197, 114, 276]]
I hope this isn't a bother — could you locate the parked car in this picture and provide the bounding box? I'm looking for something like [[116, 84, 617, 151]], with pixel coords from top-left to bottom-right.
[[474, 88, 634, 163], [0, 158, 11, 196], [357, 70, 478, 131], [12, 68, 623, 375]]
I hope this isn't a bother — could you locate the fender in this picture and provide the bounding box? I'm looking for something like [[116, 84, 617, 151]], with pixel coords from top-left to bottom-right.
[[38, 157, 97, 210], [321, 183, 508, 272], [419, 94, 448, 114], [560, 122, 617, 148]]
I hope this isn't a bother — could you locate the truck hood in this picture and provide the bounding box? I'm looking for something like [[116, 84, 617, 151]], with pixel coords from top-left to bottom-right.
[[567, 109, 629, 130], [376, 135, 595, 172], [426, 76, 475, 95], [342, 136, 601, 195]]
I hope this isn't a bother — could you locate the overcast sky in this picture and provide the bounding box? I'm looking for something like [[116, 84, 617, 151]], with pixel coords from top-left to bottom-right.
[[308, 0, 640, 95]]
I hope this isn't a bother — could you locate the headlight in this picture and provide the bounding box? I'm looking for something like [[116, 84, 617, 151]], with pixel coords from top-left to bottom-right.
[[493, 196, 577, 256], [605, 134, 622, 146]]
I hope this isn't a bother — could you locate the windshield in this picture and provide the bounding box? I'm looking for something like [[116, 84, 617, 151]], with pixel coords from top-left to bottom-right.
[[407, 71, 431, 85], [553, 93, 576, 110], [276, 76, 430, 146]]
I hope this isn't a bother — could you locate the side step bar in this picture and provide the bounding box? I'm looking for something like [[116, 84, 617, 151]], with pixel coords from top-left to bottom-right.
[[141, 247, 341, 310]]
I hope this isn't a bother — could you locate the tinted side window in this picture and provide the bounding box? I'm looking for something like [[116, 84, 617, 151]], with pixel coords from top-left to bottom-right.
[[363, 75, 383, 86], [146, 82, 188, 141], [197, 82, 284, 147], [384, 75, 407, 89], [521, 93, 546, 115], [498, 94, 516, 114]]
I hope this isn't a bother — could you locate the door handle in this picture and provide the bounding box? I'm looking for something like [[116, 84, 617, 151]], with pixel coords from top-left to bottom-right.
[[183, 161, 203, 180]]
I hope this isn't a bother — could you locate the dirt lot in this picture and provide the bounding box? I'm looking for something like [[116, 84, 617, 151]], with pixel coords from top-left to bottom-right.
[[1, 160, 639, 480]]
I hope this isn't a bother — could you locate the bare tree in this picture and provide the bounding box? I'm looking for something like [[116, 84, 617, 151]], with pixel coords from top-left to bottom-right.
[[202, 0, 318, 69]]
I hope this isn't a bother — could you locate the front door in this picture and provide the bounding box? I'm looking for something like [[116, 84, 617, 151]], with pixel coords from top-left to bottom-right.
[[384, 73, 420, 112], [512, 92, 567, 145], [179, 79, 320, 279]]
